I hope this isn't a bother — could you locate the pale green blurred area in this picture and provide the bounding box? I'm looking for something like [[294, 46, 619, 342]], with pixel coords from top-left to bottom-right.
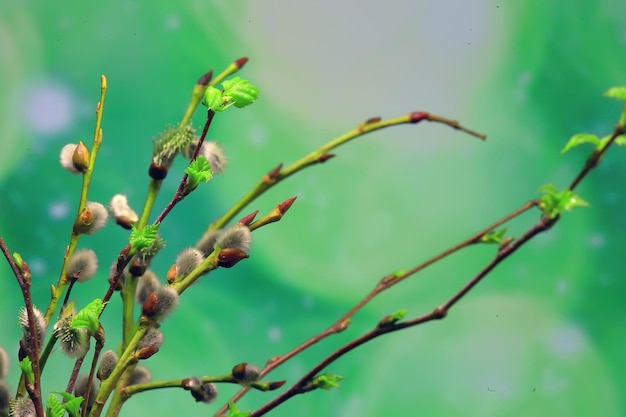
[[0, 1, 625, 416]]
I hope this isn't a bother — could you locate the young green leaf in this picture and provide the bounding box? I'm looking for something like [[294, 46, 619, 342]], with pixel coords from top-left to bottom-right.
[[604, 86, 626, 102], [72, 299, 104, 335], [221, 77, 260, 108], [227, 401, 251, 417], [203, 86, 226, 111], [479, 228, 507, 244], [560, 133, 600, 155], [538, 184, 590, 219], [19, 357, 34, 384], [52, 392, 83, 417], [47, 393, 64, 417], [309, 373, 344, 391], [130, 224, 160, 252], [378, 309, 408, 328], [184, 155, 213, 192]]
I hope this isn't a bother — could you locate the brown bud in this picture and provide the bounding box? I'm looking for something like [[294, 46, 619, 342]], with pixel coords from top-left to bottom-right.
[[234, 57, 249, 69], [268, 380, 287, 390], [317, 153, 335, 163], [262, 163, 283, 184], [72, 141, 90, 173], [182, 377, 201, 390], [197, 69, 213, 86], [115, 216, 135, 230], [278, 197, 297, 215], [73, 206, 93, 234], [364, 116, 382, 125], [136, 346, 159, 360], [217, 248, 249, 268], [148, 162, 168, 180], [166, 264, 177, 284], [129, 257, 147, 278], [142, 292, 159, 317], [238, 210, 259, 226], [409, 111, 429, 123]]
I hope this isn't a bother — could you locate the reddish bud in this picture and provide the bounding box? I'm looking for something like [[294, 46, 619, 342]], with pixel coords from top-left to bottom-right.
[[364, 116, 382, 125], [217, 248, 249, 268], [263, 163, 283, 184], [148, 162, 168, 180], [234, 57, 249, 69], [197, 69, 213, 86], [136, 346, 159, 360], [238, 210, 259, 226], [317, 153, 335, 163], [409, 111, 430, 123], [129, 257, 147, 278], [278, 197, 297, 215], [142, 292, 159, 317], [182, 377, 201, 390], [268, 380, 287, 390], [166, 263, 177, 283]]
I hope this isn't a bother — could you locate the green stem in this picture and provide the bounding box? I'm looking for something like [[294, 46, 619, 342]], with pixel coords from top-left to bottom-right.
[[121, 278, 139, 349], [121, 374, 235, 399], [89, 319, 149, 417]]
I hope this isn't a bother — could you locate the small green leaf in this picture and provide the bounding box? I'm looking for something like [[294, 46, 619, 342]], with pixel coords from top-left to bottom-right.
[[538, 184, 590, 219], [227, 401, 251, 417], [72, 299, 104, 335], [130, 224, 159, 252], [19, 357, 34, 384], [479, 228, 507, 244], [202, 86, 227, 111], [310, 373, 344, 391], [392, 269, 405, 278], [50, 392, 83, 417], [560, 133, 600, 155], [12, 252, 24, 269], [47, 394, 65, 417], [221, 77, 260, 108], [378, 309, 408, 328], [604, 86, 626, 102], [184, 155, 213, 192], [614, 135, 626, 147]]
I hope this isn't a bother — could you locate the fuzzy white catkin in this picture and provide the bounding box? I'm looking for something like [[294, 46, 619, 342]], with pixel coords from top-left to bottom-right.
[[175, 248, 205, 277], [109, 194, 138, 222], [0, 380, 10, 412], [84, 201, 108, 234], [137, 328, 163, 349], [214, 224, 252, 252], [129, 366, 151, 385], [59, 143, 80, 174], [199, 141, 227, 174], [74, 374, 98, 409], [66, 249, 98, 282], [135, 270, 160, 305], [155, 286, 179, 319], [18, 306, 46, 352], [9, 397, 35, 417], [97, 350, 119, 381], [195, 230, 220, 256]]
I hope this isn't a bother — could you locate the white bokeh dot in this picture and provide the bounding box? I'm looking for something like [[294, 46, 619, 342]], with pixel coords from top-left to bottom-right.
[[48, 200, 71, 220], [165, 14, 180, 30], [23, 82, 74, 135], [267, 325, 282, 342]]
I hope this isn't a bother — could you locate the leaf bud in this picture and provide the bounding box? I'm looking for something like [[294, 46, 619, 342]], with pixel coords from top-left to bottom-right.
[[72, 141, 90, 173], [217, 247, 249, 268]]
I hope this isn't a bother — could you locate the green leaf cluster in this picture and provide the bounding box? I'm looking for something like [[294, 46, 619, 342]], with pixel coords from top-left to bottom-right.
[[310, 373, 344, 391], [48, 392, 83, 417], [130, 224, 160, 252], [184, 155, 213, 192], [561, 133, 626, 155], [202, 77, 260, 111], [538, 184, 589, 219], [479, 228, 507, 244], [71, 298, 104, 335]]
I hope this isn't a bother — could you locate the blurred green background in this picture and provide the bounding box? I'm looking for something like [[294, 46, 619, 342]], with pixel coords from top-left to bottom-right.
[[1, 1, 625, 416]]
